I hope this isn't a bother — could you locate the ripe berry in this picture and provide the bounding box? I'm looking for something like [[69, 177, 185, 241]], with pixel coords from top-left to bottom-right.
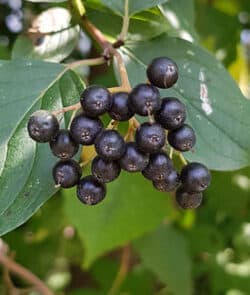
[[50, 129, 79, 159], [146, 56, 178, 88], [119, 142, 149, 172], [129, 83, 161, 116], [175, 186, 203, 209], [153, 170, 179, 192], [91, 156, 121, 183], [180, 162, 211, 193], [167, 124, 196, 152], [95, 130, 125, 160], [77, 175, 106, 205], [80, 85, 111, 117], [70, 114, 103, 145], [53, 159, 81, 188], [135, 122, 166, 153], [155, 97, 186, 130], [27, 110, 59, 142], [108, 92, 134, 121], [142, 151, 173, 181]]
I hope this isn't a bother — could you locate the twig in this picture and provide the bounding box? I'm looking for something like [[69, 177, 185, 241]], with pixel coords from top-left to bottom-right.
[[131, 117, 140, 129], [108, 86, 128, 93], [178, 152, 188, 165], [124, 118, 135, 141], [118, 0, 130, 42], [108, 245, 131, 295], [106, 120, 119, 130], [169, 147, 174, 160], [66, 57, 106, 70], [81, 17, 110, 50], [112, 49, 131, 91], [52, 102, 81, 116], [0, 253, 54, 295], [70, 0, 131, 90]]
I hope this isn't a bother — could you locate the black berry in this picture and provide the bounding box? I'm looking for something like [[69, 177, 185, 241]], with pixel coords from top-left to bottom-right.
[[27, 110, 59, 142], [80, 85, 111, 117], [108, 92, 134, 121], [77, 175, 106, 205], [50, 129, 79, 159], [142, 151, 173, 181], [135, 122, 166, 153], [119, 142, 149, 172], [153, 170, 179, 192], [168, 124, 196, 152], [91, 156, 121, 183], [175, 186, 203, 209], [155, 97, 186, 130], [95, 130, 125, 160], [180, 162, 211, 193], [129, 83, 161, 116], [53, 159, 81, 188], [147, 57, 178, 88], [70, 114, 103, 145]]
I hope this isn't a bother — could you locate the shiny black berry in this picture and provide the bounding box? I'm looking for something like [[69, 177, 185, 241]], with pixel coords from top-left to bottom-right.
[[70, 114, 103, 145], [80, 85, 111, 117], [135, 122, 166, 153], [167, 124, 196, 152], [175, 186, 203, 209], [53, 159, 81, 188], [108, 92, 134, 121], [155, 97, 186, 130], [95, 130, 125, 160], [91, 156, 121, 183], [153, 170, 179, 192], [142, 151, 173, 181], [119, 142, 149, 172], [147, 57, 178, 88], [77, 175, 106, 205], [129, 83, 161, 116], [50, 129, 79, 159], [180, 162, 211, 193], [27, 110, 59, 142]]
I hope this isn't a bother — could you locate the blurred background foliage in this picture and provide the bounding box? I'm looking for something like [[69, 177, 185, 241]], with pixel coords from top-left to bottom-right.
[[1, 0, 250, 294]]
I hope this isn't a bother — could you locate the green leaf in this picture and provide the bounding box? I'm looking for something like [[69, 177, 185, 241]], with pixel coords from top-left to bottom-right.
[[122, 35, 250, 170], [63, 172, 173, 267], [195, 2, 238, 66], [159, 0, 198, 42], [99, 0, 168, 16], [26, 0, 66, 2], [0, 59, 84, 236], [134, 224, 192, 295], [86, 6, 169, 41], [12, 8, 80, 62]]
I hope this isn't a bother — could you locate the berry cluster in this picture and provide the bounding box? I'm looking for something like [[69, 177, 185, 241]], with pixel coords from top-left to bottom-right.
[[27, 56, 211, 209]]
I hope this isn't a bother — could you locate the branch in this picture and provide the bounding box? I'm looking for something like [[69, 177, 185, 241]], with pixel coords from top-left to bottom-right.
[[0, 252, 54, 295], [81, 17, 110, 50], [52, 102, 81, 116], [66, 57, 106, 70], [178, 152, 188, 165], [108, 245, 131, 295], [113, 49, 131, 91]]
